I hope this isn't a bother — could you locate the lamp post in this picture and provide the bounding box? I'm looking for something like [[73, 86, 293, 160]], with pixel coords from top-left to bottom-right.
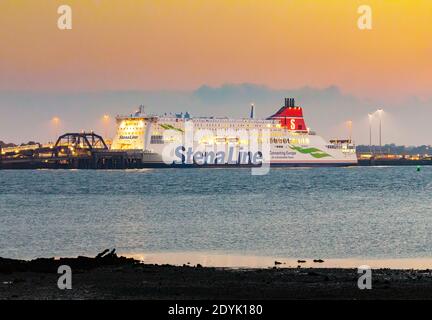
[[368, 113, 373, 153], [376, 108, 383, 152], [347, 120, 353, 142], [103, 114, 110, 139], [51, 116, 60, 142]]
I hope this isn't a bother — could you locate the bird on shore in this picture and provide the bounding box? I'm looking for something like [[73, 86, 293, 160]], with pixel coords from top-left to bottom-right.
[[297, 260, 306, 263]]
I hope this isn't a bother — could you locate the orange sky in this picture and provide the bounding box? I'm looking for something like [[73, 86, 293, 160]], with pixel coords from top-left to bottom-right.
[[1, 0, 431, 99]]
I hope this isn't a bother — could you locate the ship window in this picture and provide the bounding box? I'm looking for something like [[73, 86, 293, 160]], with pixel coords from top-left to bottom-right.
[[150, 135, 164, 144]]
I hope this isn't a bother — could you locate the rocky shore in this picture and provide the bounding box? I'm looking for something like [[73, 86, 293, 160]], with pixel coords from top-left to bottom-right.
[[1, 250, 432, 300]]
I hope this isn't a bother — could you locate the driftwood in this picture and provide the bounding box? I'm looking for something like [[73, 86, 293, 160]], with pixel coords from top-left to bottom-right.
[[0, 249, 138, 274]]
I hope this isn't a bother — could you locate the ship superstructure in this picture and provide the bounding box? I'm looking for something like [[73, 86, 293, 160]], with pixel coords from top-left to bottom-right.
[[111, 98, 357, 167]]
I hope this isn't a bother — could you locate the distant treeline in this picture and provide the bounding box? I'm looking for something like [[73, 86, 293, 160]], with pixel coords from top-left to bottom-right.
[[357, 144, 432, 155], [0, 141, 39, 148]]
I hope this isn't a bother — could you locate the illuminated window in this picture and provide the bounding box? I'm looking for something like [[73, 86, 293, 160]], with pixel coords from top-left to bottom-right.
[[150, 135, 164, 144]]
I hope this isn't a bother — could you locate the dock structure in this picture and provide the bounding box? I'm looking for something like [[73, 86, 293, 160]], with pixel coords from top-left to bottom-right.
[[358, 158, 432, 166], [0, 132, 144, 170], [3, 132, 432, 169], [357, 153, 432, 166]]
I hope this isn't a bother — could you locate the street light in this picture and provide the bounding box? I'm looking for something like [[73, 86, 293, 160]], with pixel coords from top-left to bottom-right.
[[51, 116, 60, 142], [368, 113, 373, 153], [346, 120, 353, 142], [102, 114, 110, 139], [376, 108, 383, 151]]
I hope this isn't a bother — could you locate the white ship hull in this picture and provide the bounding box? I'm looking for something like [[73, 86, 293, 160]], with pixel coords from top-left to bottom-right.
[[110, 100, 358, 167]]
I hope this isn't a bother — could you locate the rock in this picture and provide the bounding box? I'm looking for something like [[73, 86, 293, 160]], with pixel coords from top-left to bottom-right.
[[0, 249, 138, 274], [95, 249, 110, 259]]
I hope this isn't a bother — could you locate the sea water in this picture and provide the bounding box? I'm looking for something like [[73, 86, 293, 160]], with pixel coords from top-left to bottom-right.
[[1, 167, 431, 265]]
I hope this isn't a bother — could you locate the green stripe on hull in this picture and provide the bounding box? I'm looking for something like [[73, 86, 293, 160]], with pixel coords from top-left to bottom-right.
[[289, 145, 332, 159], [159, 123, 184, 132]]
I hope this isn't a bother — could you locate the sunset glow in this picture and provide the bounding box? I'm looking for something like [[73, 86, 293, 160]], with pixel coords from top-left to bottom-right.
[[1, 0, 431, 99]]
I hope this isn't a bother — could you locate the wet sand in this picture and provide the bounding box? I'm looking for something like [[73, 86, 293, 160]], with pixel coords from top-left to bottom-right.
[[2, 252, 432, 300]]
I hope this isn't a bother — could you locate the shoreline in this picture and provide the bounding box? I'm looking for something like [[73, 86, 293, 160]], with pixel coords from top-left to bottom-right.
[[10, 251, 432, 270], [2, 251, 432, 300], [7, 250, 432, 270], [123, 251, 432, 270]]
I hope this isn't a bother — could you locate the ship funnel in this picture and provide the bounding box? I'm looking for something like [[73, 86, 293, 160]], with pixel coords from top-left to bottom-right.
[[250, 103, 255, 119], [267, 97, 306, 130], [284, 98, 296, 107]]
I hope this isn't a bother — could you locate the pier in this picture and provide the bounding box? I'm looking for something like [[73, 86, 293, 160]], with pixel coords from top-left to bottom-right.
[[2, 132, 432, 169], [0, 132, 144, 170], [357, 153, 432, 166]]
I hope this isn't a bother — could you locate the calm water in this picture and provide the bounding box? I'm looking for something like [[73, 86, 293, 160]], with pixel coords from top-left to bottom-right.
[[1, 167, 432, 262]]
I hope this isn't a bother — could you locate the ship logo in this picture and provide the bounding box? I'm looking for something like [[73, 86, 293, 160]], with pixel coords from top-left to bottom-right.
[[289, 145, 332, 159]]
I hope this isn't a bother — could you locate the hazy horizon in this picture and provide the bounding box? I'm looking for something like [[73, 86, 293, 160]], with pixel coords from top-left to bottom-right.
[[0, 83, 430, 146]]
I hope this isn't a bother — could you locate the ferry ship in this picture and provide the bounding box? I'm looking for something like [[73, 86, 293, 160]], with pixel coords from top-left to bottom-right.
[[110, 98, 357, 167]]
